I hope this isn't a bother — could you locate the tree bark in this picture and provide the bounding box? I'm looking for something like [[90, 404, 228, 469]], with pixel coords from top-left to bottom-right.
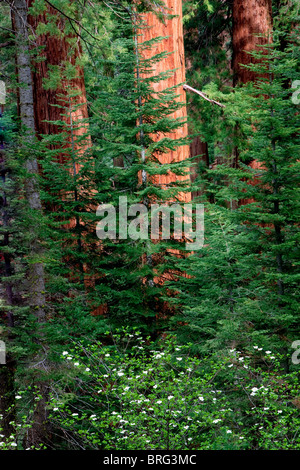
[[12, 0, 46, 323], [137, 0, 191, 202], [232, 0, 273, 85], [27, 0, 90, 166]]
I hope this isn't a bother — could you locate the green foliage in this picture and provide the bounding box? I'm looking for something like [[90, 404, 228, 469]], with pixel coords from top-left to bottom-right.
[[43, 331, 300, 450]]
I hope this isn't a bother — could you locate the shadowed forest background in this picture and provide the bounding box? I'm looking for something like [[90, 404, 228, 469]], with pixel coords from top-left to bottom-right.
[[0, 0, 299, 450]]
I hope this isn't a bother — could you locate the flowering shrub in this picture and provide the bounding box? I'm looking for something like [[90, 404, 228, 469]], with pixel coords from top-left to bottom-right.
[[45, 330, 300, 450]]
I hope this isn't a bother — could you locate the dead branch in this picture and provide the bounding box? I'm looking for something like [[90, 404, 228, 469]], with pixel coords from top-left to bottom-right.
[[183, 83, 225, 108]]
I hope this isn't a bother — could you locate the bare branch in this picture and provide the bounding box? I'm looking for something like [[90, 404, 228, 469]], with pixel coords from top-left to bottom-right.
[[183, 83, 225, 108]]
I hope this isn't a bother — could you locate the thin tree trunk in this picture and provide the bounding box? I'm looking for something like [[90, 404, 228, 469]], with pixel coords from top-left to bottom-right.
[[12, 0, 46, 324]]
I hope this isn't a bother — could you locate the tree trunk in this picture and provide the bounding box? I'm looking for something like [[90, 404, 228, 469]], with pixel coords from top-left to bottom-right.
[[12, 0, 46, 323], [232, 0, 273, 85], [28, 1, 95, 308], [27, 0, 90, 167], [137, 0, 191, 202]]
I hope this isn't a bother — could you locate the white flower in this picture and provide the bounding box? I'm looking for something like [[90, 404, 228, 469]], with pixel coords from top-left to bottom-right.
[[253, 346, 258, 349], [10, 443, 17, 447], [85, 368, 90, 372], [72, 413, 78, 417], [153, 385, 158, 389], [117, 372, 124, 377], [176, 357, 183, 361], [168, 395, 174, 400], [67, 357, 72, 360], [213, 419, 221, 424], [278, 410, 282, 414], [124, 386, 130, 391], [251, 387, 259, 392], [62, 351, 68, 356], [156, 400, 162, 404], [53, 407, 59, 411], [239, 437, 244, 440], [184, 425, 189, 430], [266, 351, 272, 354], [15, 395, 22, 400], [105, 353, 110, 357], [228, 364, 233, 368], [226, 430, 232, 434], [199, 397, 204, 401]]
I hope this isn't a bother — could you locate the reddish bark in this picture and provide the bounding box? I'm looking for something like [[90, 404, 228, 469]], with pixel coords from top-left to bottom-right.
[[137, 0, 191, 202], [27, 1, 90, 166], [232, 0, 273, 205], [232, 0, 273, 85]]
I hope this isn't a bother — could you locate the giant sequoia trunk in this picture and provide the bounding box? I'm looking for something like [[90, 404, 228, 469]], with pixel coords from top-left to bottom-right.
[[232, 0, 273, 84], [137, 0, 190, 201], [27, 0, 90, 166], [232, 0, 273, 173], [28, 0, 95, 304]]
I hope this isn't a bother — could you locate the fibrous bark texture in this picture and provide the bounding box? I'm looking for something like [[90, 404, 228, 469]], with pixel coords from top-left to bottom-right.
[[232, 0, 273, 84], [137, 0, 190, 202], [28, 0, 90, 166]]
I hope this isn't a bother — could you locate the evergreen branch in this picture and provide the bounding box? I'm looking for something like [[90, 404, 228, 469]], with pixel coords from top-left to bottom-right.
[[43, 0, 101, 43], [183, 84, 225, 108]]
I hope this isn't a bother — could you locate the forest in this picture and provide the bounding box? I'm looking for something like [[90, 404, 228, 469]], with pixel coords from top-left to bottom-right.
[[0, 0, 299, 452]]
